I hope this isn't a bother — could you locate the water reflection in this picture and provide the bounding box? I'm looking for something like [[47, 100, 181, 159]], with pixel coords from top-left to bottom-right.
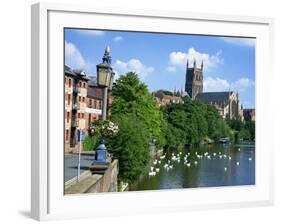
[[130, 142, 255, 191]]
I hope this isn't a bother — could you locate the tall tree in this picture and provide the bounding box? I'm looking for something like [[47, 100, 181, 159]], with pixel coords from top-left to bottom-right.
[[108, 72, 166, 182]]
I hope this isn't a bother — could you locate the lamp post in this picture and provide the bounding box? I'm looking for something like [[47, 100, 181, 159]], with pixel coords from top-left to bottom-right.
[[96, 46, 114, 121], [92, 46, 114, 169], [76, 128, 83, 182]]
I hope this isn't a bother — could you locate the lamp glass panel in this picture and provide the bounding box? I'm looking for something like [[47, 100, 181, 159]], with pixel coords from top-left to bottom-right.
[[98, 68, 108, 86]]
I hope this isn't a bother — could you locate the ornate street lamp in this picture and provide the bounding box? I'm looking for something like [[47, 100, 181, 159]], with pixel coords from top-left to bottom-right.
[[91, 46, 114, 172], [96, 46, 115, 121]]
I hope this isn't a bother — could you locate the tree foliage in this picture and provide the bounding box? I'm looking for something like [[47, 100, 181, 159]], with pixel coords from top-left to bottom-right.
[[107, 72, 166, 182], [83, 135, 99, 151], [226, 118, 255, 141], [161, 98, 231, 147], [107, 115, 150, 183]]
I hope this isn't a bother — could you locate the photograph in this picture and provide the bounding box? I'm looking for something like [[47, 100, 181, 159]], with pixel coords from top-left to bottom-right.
[[63, 28, 255, 194]]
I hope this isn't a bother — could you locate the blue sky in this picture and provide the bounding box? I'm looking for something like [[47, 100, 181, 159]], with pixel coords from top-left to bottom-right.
[[65, 28, 255, 109]]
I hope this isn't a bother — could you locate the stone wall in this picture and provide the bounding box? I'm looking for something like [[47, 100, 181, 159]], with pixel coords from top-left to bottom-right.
[[65, 160, 118, 194]]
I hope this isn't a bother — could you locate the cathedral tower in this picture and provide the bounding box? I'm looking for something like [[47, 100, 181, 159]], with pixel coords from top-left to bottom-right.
[[185, 59, 203, 99]]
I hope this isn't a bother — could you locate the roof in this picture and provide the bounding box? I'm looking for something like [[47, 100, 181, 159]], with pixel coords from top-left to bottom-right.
[[196, 91, 233, 105], [88, 76, 98, 87], [87, 87, 103, 100], [65, 65, 76, 76], [64, 65, 90, 81]]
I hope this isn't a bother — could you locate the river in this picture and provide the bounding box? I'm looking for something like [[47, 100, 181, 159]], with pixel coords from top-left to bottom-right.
[[130, 142, 255, 191]]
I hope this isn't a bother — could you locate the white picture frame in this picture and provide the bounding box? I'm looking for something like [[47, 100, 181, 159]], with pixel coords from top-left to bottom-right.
[[31, 2, 274, 221]]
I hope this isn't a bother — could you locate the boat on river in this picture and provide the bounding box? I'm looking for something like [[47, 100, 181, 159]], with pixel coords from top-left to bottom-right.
[[218, 137, 230, 144]]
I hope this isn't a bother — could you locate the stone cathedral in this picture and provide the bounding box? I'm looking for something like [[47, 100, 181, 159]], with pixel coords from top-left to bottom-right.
[[185, 59, 243, 119]]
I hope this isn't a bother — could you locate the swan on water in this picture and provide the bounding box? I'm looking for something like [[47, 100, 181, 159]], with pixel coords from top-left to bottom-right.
[[148, 171, 156, 176]]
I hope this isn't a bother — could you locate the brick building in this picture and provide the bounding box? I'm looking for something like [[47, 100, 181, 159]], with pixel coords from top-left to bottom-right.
[[155, 94, 183, 106], [64, 47, 114, 153]]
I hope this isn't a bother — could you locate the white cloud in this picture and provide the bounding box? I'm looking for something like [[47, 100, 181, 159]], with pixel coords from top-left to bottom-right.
[[204, 76, 255, 92], [76, 30, 105, 36], [113, 70, 120, 81], [169, 48, 223, 70], [232, 78, 255, 91], [113, 36, 123, 42], [204, 77, 230, 92], [220, 37, 255, 47], [65, 41, 86, 69], [114, 59, 154, 80], [166, 66, 177, 72]]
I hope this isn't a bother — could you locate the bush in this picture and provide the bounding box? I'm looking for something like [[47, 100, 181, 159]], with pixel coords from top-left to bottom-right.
[[82, 135, 99, 151], [107, 114, 150, 183]]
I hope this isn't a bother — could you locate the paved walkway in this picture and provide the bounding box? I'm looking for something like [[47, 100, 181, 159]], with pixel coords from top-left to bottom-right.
[[64, 152, 95, 182]]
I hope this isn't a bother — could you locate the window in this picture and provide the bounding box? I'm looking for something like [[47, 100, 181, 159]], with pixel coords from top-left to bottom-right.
[[67, 112, 70, 122], [66, 129, 69, 141], [67, 94, 70, 105], [88, 113, 91, 126], [78, 113, 80, 119], [79, 81, 82, 87], [99, 101, 102, 109], [82, 97, 85, 102], [93, 100, 96, 108], [68, 78, 71, 87], [82, 113, 84, 119], [83, 82, 86, 88], [78, 96, 81, 102]]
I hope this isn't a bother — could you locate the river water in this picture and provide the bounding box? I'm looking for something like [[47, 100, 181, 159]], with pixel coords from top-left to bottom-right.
[[130, 142, 255, 191]]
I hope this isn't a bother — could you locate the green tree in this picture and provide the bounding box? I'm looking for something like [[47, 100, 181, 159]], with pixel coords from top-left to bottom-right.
[[107, 115, 150, 183], [108, 72, 166, 182], [162, 97, 231, 147], [111, 72, 166, 148]]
